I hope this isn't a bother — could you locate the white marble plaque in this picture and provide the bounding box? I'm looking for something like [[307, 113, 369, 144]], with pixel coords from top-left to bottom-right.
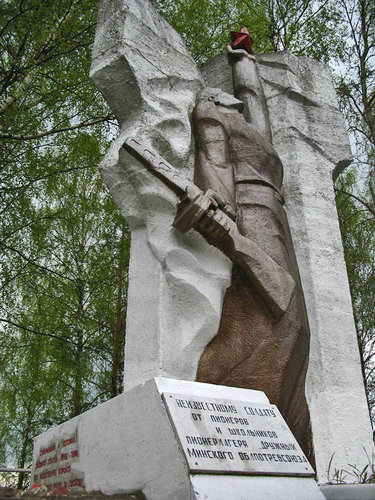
[[162, 392, 314, 476]]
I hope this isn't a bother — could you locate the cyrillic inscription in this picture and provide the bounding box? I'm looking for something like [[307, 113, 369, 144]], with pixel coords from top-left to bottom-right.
[[33, 429, 84, 489], [162, 393, 314, 476]]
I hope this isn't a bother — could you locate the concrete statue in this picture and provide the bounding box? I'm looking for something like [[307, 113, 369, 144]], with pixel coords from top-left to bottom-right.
[[30, 2, 374, 497], [123, 33, 314, 463], [194, 39, 313, 463], [89, 0, 373, 484]]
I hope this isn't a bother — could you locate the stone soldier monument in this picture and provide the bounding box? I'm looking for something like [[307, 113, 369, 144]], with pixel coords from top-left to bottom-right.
[[190, 36, 313, 464], [30, 1, 374, 498], [91, 0, 373, 479]]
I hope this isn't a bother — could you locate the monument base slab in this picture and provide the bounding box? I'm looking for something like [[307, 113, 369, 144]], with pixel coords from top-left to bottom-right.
[[31, 378, 325, 499]]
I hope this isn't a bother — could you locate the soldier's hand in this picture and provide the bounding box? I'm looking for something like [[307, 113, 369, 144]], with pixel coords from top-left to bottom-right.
[[205, 189, 236, 221], [226, 44, 255, 63], [196, 209, 231, 243]]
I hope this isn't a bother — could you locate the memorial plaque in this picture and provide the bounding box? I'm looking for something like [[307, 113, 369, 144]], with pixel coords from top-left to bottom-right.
[[33, 428, 84, 489], [162, 392, 314, 476]]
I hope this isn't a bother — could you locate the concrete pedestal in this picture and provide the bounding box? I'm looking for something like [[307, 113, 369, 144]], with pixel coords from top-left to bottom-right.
[[31, 378, 326, 500]]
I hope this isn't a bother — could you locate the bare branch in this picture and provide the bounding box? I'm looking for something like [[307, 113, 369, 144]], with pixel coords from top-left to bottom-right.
[[0, 317, 76, 345], [0, 114, 114, 141]]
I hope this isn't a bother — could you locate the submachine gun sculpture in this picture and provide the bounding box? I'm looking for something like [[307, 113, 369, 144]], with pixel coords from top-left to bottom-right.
[[123, 137, 295, 319]]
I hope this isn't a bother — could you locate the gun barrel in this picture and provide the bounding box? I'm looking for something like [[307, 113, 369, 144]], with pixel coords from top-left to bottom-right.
[[123, 138, 199, 198]]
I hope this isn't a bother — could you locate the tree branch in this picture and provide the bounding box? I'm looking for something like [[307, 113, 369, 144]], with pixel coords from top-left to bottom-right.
[[0, 317, 76, 345], [1, 242, 76, 283], [0, 114, 114, 141], [0, 0, 83, 116], [335, 188, 375, 217]]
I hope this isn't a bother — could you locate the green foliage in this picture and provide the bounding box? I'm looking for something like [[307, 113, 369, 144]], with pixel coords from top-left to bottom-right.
[[262, 0, 346, 62], [0, 0, 128, 481], [0, 0, 110, 140], [335, 0, 375, 423], [151, 0, 345, 63], [336, 0, 375, 147], [150, 0, 270, 62]]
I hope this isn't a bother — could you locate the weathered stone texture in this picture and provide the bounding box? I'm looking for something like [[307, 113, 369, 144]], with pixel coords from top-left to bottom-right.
[[90, 0, 232, 390], [202, 50, 373, 481], [32, 379, 326, 499]]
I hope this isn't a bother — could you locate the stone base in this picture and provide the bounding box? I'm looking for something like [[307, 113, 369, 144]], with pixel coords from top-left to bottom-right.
[[31, 378, 325, 499], [320, 484, 375, 500]]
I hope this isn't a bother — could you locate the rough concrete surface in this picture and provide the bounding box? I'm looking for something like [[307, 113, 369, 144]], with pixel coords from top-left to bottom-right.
[[320, 483, 375, 500], [90, 0, 232, 391], [201, 50, 373, 482]]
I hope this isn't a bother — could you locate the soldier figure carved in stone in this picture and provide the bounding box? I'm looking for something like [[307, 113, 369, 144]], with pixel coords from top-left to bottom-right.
[[191, 37, 314, 464]]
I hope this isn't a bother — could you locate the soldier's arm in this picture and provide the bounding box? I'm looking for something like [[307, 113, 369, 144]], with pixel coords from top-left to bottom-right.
[[227, 44, 272, 142]]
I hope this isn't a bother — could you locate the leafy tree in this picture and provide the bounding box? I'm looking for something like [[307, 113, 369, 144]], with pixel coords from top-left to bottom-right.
[[0, 0, 129, 479], [0, 141, 130, 482], [152, 0, 345, 63], [151, 0, 268, 62], [335, 0, 375, 421], [261, 0, 345, 61], [336, 170, 375, 422], [336, 0, 374, 155], [0, 332, 61, 488], [0, 0, 112, 141]]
